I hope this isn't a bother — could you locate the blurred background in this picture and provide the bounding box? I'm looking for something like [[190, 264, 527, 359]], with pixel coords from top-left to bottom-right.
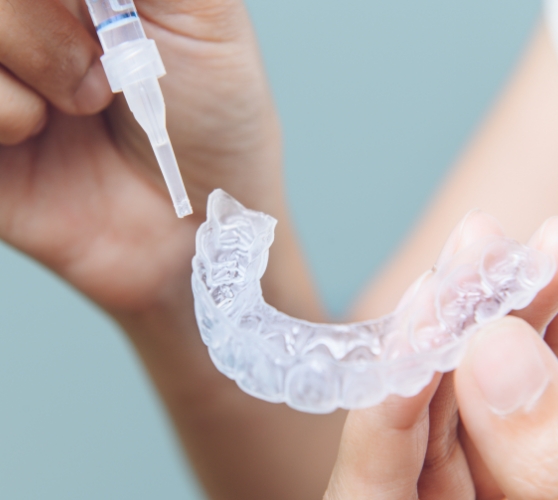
[[0, 1, 542, 498]]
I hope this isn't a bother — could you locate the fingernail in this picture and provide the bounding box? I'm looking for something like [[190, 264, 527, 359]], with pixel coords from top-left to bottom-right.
[[73, 59, 112, 114], [436, 209, 482, 267], [471, 320, 549, 416]]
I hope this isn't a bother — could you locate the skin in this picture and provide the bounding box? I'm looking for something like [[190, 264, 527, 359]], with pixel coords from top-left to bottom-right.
[[0, 1, 344, 499], [326, 214, 558, 499], [2, 0, 558, 499], [325, 313, 558, 500], [326, 23, 558, 500]]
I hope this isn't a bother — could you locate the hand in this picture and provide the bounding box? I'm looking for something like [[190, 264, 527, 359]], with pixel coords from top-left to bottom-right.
[[0, 5, 338, 498], [324, 214, 558, 499], [0, 0, 282, 313], [454, 314, 558, 499]]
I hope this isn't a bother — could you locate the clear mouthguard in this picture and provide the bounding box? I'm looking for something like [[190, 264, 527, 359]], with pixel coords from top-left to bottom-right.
[[191, 190, 555, 413]]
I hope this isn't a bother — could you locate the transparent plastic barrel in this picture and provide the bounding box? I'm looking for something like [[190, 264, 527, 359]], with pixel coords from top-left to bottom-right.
[[85, 0, 146, 51]]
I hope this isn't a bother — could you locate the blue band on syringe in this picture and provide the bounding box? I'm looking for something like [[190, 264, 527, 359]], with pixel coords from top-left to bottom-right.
[[96, 11, 138, 32]]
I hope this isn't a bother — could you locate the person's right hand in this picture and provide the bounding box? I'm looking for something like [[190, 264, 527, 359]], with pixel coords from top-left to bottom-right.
[[0, 0, 285, 315], [324, 214, 558, 499], [450, 317, 558, 499]]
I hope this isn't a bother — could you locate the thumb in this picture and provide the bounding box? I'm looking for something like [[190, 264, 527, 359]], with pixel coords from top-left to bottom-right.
[[136, 0, 251, 42], [455, 316, 558, 500]]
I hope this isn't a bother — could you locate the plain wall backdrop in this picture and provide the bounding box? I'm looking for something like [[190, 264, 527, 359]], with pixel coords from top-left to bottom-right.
[[0, 1, 541, 498]]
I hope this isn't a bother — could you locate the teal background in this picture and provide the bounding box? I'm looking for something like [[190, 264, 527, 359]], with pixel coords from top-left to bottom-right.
[[0, 1, 541, 498]]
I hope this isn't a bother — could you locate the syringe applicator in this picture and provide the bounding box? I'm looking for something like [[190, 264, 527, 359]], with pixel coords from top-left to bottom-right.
[[85, 0, 192, 218]]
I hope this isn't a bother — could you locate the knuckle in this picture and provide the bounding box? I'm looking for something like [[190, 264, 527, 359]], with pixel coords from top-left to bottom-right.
[[422, 412, 460, 473], [53, 29, 88, 90], [510, 471, 558, 500], [507, 433, 558, 500], [4, 2, 95, 111], [0, 87, 46, 145], [422, 439, 458, 474], [27, 28, 88, 93], [27, 49, 57, 81], [150, 0, 247, 42]]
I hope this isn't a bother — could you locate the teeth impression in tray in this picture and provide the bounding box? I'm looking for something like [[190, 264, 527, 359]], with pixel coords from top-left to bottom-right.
[[192, 190, 555, 413]]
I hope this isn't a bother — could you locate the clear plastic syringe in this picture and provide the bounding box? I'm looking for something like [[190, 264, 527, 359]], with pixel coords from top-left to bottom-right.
[[85, 0, 192, 218]]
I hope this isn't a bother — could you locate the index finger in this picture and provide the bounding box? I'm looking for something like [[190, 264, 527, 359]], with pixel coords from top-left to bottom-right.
[[0, 0, 112, 115], [325, 211, 504, 499]]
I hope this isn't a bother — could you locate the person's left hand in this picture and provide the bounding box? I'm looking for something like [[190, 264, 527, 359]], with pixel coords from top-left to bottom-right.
[[0, 0, 284, 316], [0, 5, 336, 497], [323, 215, 558, 499]]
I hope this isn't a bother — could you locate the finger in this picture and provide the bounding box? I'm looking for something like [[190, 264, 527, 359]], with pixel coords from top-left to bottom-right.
[[454, 214, 558, 499], [0, 0, 112, 115], [543, 315, 558, 356], [415, 210, 503, 499], [323, 377, 440, 500], [396, 209, 504, 312], [0, 66, 47, 145], [455, 316, 558, 500], [457, 216, 558, 498], [513, 216, 558, 332], [434, 209, 504, 268], [325, 211, 505, 500], [458, 423, 502, 500], [417, 373, 475, 499]]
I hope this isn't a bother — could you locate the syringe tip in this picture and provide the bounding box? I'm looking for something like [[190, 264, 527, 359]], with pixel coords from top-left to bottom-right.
[[151, 139, 193, 219], [175, 198, 193, 218]]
